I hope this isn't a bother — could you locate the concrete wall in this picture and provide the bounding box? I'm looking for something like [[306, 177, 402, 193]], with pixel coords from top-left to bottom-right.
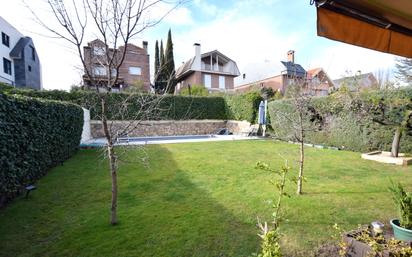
[[89, 119, 252, 138]]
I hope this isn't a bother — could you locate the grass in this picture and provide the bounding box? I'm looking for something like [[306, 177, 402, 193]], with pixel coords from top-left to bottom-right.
[[1, 140, 412, 257]]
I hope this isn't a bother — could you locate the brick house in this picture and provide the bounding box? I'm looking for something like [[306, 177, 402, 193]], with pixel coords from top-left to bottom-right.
[[83, 39, 150, 92], [306, 68, 334, 96], [175, 43, 240, 93], [235, 50, 333, 96]]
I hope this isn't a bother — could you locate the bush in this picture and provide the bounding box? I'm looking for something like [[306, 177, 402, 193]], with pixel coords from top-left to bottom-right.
[[0, 94, 83, 206], [225, 91, 263, 123], [268, 88, 412, 153], [0, 83, 14, 92], [179, 84, 209, 96], [85, 94, 227, 120], [3, 87, 262, 123]]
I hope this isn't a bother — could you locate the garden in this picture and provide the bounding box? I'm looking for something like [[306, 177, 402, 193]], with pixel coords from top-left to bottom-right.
[[2, 83, 412, 256], [1, 141, 412, 257]]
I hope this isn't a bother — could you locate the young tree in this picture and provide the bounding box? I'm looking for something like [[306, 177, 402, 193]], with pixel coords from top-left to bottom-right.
[[271, 80, 321, 195], [27, 0, 183, 225], [255, 160, 293, 257], [164, 29, 176, 94], [395, 57, 412, 84]]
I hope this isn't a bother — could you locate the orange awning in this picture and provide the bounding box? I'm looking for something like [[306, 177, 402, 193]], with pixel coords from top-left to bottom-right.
[[315, 0, 412, 57]]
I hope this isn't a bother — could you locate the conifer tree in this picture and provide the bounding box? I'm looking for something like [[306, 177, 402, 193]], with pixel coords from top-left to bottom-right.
[[165, 29, 176, 93], [160, 40, 165, 68], [154, 40, 160, 78]]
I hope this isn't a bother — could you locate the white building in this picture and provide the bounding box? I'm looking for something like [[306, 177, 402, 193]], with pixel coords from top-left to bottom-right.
[[0, 16, 42, 89]]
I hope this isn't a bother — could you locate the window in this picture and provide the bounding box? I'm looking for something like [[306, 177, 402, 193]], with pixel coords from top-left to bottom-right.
[[30, 46, 35, 61], [93, 46, 105, 56], [3, 58, 11, 75], [204, 74, 211, 88], [2, 32, 9, 47], [219, 76, 225, 89], [28, 65, 32, 72], [93, 66, 106, 76], [129, 67, 141, 75]]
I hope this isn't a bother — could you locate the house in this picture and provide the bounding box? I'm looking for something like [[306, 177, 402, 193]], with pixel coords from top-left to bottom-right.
[[235, 50, 333, 96], [83, 39, 150, 92], [175, 43, 240, 93], [333, 72, 378, 92], [0, 16, 42, 90], [306, 68, 334, 96], [235, 50, 306, 94]]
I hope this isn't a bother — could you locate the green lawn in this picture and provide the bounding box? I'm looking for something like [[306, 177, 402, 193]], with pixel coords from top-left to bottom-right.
[[1, 140, 412, 257]]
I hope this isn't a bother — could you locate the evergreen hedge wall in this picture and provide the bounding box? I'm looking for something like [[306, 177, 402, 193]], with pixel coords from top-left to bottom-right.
[[0, 94, 83, 206], [268, 88, 412, 153], [3, 88, 262, 123], [224, 91, 263, 123]]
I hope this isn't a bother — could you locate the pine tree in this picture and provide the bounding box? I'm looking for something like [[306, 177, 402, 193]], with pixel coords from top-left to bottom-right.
[[154, 40, 160, 77], [395, 57, 412, 84], [160, 40, 165, 69], [155, 40, 166, 94], [164, 29, 176, 94]]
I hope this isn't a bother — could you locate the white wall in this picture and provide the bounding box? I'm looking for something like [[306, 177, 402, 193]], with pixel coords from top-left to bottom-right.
[[0, 16, 23, 85]]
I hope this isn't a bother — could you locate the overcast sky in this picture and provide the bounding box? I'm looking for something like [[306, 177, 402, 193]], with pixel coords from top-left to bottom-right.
[[0, 0, 397, 91]]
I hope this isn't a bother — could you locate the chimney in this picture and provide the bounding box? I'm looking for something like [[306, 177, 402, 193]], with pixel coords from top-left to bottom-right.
[[287, 50, 295, 63], [142, 41, 148, 52], [193, 43, 201, 70]]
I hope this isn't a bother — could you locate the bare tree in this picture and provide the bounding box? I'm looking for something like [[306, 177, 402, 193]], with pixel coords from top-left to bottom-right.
[[271, 78, 322, 195], [395, 57, 412, 85], [26, 0, 184, 224], [374, 68, 394, 90]]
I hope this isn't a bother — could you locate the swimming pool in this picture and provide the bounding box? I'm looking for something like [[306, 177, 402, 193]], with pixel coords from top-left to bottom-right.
[[80, 134, 257, 147]]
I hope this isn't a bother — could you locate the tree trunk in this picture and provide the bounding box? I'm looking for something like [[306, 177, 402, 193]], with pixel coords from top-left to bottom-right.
[[391, 127, 402, 158], [108, 144, 118, 225], [101, 97, 118, 225], [297, 112, 304, 195], [297, 140, 304, 195]]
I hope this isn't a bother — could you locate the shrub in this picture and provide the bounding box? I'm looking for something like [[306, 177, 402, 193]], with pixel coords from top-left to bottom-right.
[[86, 94, 227, 120], [389, 181, 412, 229], [225, 91, 263, 123], [0, 83, 14, 92], [179, 84, 209, 96], [268, 88, 412, 153], [3, 87, 262, 123], [0, 94, 83, 206]]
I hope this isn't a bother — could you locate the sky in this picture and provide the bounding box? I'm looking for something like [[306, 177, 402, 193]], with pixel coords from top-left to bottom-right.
[[0, 0, 398, 91]]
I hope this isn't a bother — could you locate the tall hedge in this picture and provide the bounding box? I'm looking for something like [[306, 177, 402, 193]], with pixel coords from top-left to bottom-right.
[[89, 94, 227, 120], [224, 91, 263, 123], [3, 88, 261, 123], [0, 94, 83, 205], [268, 88, 412, 153]]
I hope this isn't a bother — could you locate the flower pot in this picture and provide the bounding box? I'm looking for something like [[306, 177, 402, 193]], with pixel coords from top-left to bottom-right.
[[390, 219, 412, 241]]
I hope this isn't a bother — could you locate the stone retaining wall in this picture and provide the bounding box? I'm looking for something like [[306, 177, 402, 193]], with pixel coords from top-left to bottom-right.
[[90, 120, 252, 138]]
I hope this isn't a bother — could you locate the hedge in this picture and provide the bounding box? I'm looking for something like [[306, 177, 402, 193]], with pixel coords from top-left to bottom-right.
[[225, 91, 263, 123], [0, 93, 83, 206], [2, 88, 262, 123], [268, 88, 412, 153]]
